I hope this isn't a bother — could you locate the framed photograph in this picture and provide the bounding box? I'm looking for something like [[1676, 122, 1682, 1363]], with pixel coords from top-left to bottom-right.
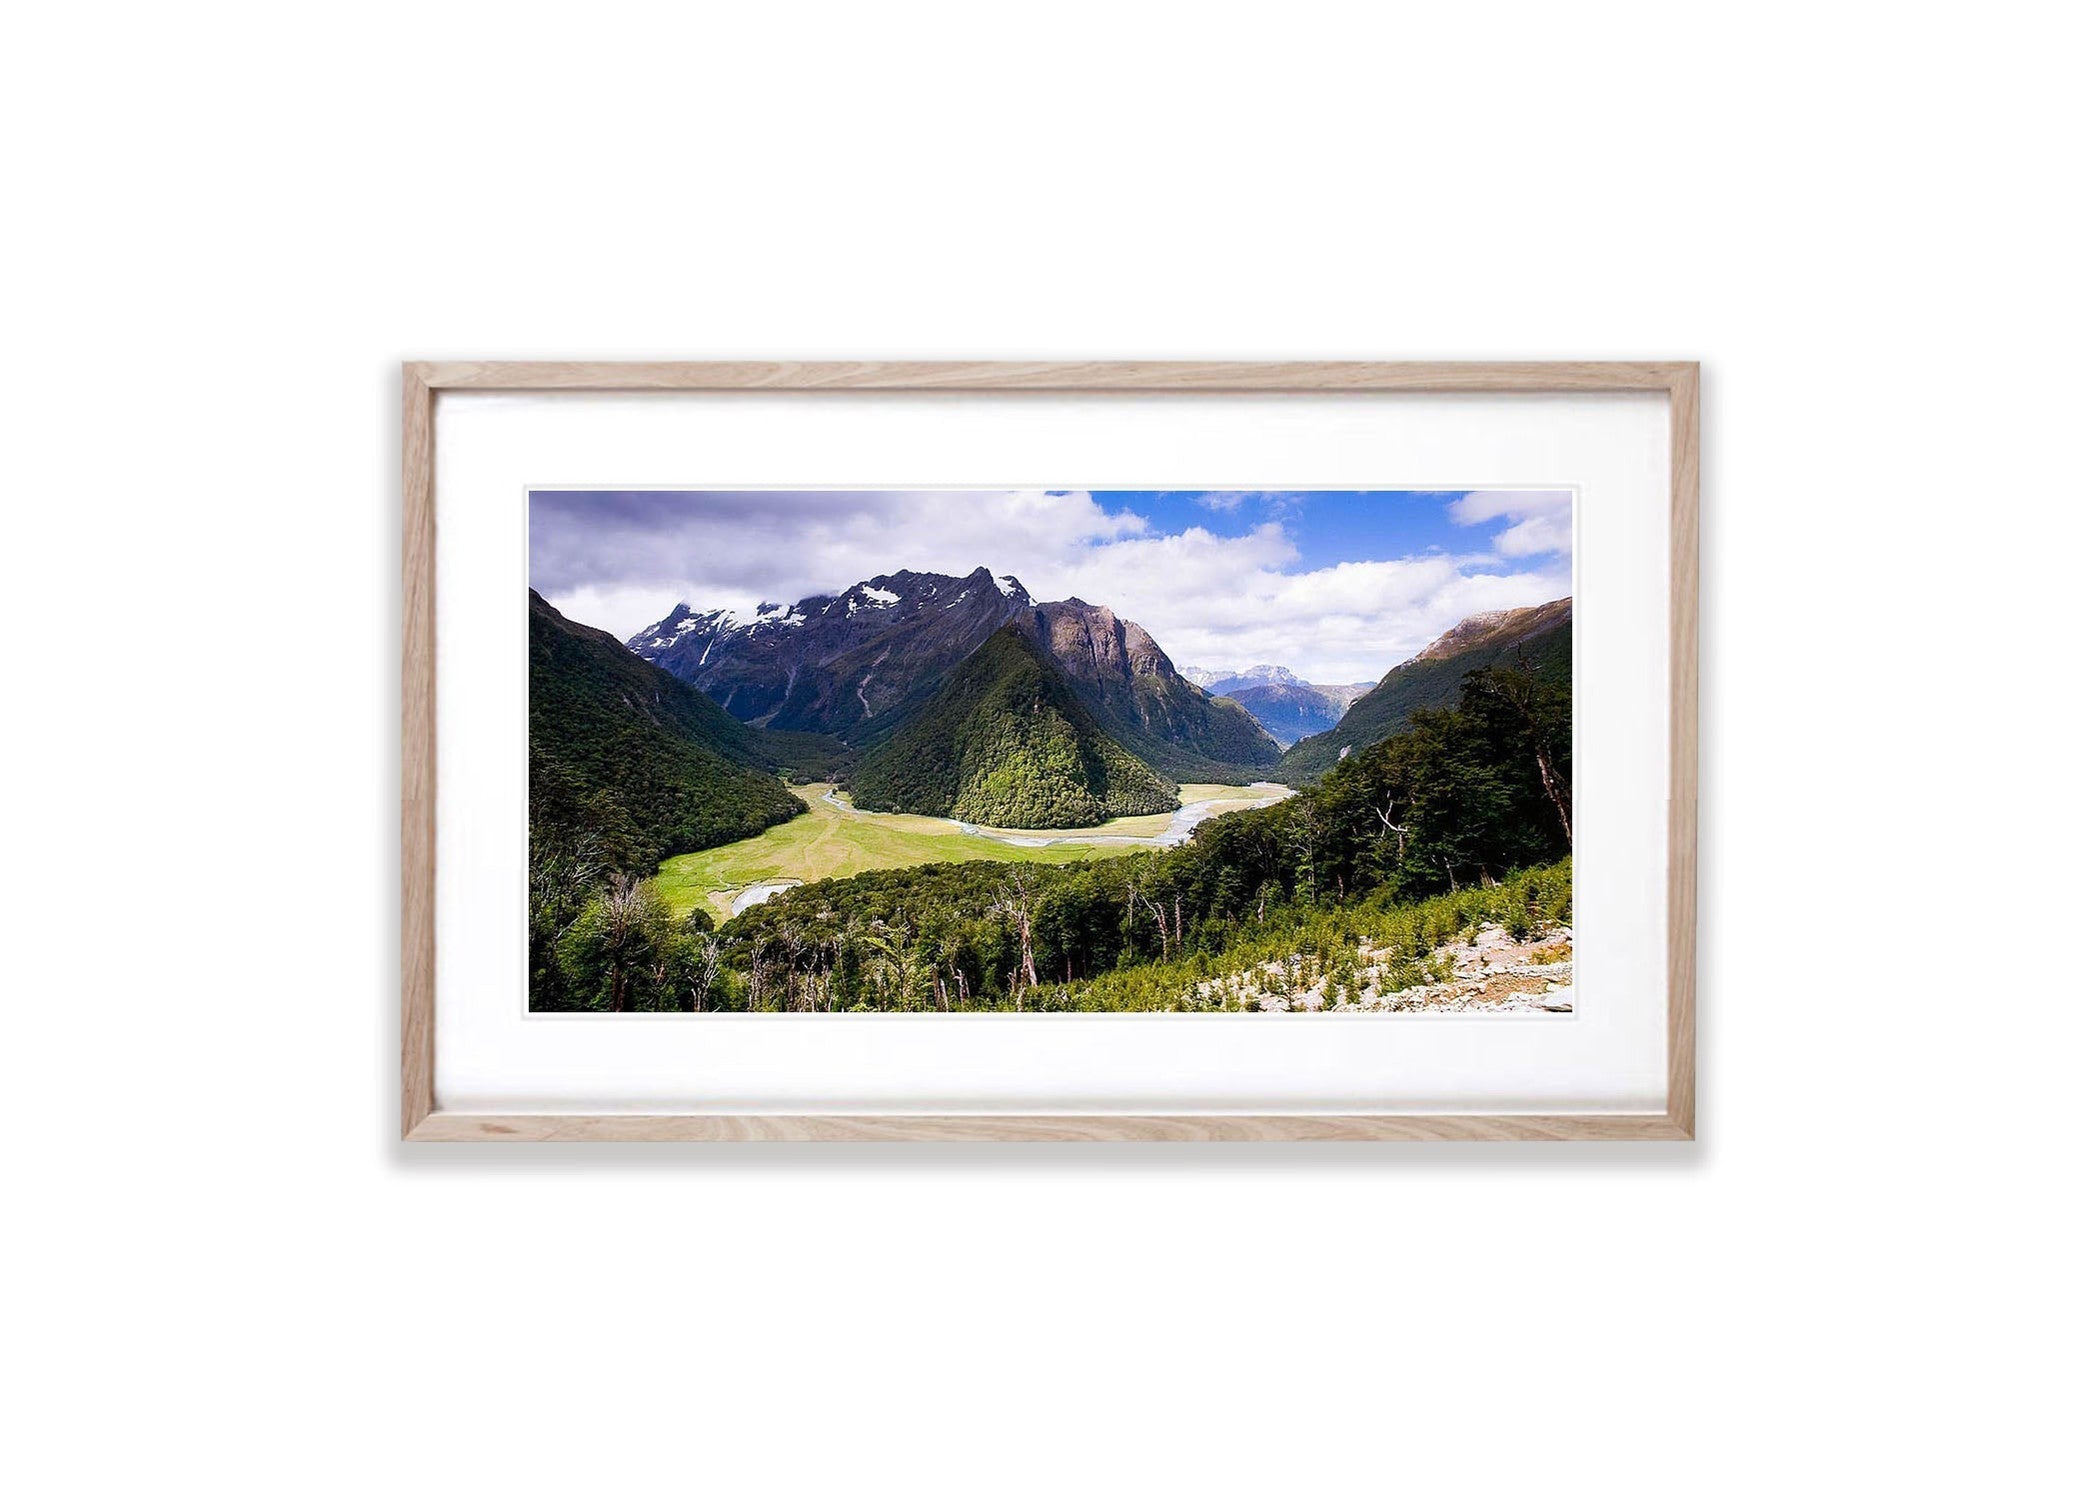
[[403, 361, 1697, 1140]]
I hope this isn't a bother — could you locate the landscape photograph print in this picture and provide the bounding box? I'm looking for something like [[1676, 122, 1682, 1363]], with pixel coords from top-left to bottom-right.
[[528, 488, 1574, 1015]]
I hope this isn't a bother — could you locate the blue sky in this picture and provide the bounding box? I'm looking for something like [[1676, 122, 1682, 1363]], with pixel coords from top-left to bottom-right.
[[1090, 490, 1479, 571], [533, 487, 1571, 682]]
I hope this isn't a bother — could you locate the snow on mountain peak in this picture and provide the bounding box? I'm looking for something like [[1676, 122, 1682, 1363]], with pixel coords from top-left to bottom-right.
[[844, 583, 902, 615], [1186, 663, 1310, 693]]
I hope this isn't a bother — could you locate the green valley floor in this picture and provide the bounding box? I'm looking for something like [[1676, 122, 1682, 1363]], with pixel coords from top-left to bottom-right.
[[656, 781, 1287, 923]]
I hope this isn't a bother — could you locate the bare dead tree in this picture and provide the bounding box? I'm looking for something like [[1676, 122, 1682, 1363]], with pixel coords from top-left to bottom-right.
[[684, 933, 723, 1013], [1535, 746, 1573, 846], [747, 935, 768, 1013], [1117, 864, 1167, 955], [991, 869, 1040, 989], [1141, 889, 1170, 954], [1372, 798, 1409, 859], [782, 929, 811, 1011], [595, 874, 657, 1013]]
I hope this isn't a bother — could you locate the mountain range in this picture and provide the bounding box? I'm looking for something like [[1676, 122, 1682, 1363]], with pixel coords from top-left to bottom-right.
[[631, 569, 1029, 735], [1178, 665, 1376, 747], [531, 569, 1573, 856], [1278, 597, 1573, 780], [1185, 664, 1299, 695], [630, 568, 1277, 780]]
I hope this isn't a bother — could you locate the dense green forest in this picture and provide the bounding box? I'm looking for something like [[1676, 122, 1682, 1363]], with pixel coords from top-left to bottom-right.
[[1280, 599, 1571, 781], [529, 591, 863, 1009], [847, 626, 1179, 827], [850, 658, 1275, 786], [1058, 695, 1277, 784], [529, 591, 807, 855], [531, 656, 1572, 1011]]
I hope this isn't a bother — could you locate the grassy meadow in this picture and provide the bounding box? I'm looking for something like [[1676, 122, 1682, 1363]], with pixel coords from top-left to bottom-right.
[[655, 782, 1124, 921], [655, 781, 1286, 922]]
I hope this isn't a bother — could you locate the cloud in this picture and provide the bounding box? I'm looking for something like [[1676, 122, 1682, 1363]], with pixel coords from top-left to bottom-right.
[[1100, 551, 1569, 682], [1191, 490, 1307, 518], [533, 489, 1570, 682], [532, 489, 1149, 630], [1448, 489, 1574, 557]]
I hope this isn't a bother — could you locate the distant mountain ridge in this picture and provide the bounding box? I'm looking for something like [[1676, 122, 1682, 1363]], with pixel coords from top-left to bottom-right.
[[1171, 668, 1374, 748], [1202, 664, 1305, 694], [1226, 683, 1349, 746], [1279, 597, 1572, 781], [630, 568, 1277, 779]]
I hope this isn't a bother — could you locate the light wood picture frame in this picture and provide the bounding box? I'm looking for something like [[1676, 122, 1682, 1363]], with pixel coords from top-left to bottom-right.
[[402, 361, 1698, 1141]]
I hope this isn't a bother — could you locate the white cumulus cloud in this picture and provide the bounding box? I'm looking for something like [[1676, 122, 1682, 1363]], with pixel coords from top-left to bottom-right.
[[1447, 489, 1575, 557], [535, 489, 1571, 682]]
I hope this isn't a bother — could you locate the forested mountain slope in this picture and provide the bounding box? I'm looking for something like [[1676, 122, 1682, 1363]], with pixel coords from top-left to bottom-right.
[[847, 625, 1179, 827], [529, 591, 806, 870], [1280, 598, 1572, 781]]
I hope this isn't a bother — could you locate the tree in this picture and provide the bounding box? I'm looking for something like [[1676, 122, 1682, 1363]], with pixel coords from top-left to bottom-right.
[[1465, 661, 1573, 848], [668, 930, 724, 1012], [990, 869, 1041, 993], [555, 875, 674, 1011], [714, 642, 1575, 1008]]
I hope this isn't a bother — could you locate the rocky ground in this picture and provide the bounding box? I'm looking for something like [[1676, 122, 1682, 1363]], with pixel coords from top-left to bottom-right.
[[1198, 921, 1574, 1015]]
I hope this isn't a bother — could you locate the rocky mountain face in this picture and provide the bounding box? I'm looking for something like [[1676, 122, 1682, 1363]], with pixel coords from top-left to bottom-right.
[[1413, 600, 1572, 661], [1280, 597, 1572, 781], [629, 568, 1035, 741], [1019, 601, 1277, 777], [631, 569, 1277, 776]]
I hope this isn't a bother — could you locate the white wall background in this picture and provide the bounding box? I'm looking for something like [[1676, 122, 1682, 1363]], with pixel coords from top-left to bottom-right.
[[7, 4, 2091, 1496]]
